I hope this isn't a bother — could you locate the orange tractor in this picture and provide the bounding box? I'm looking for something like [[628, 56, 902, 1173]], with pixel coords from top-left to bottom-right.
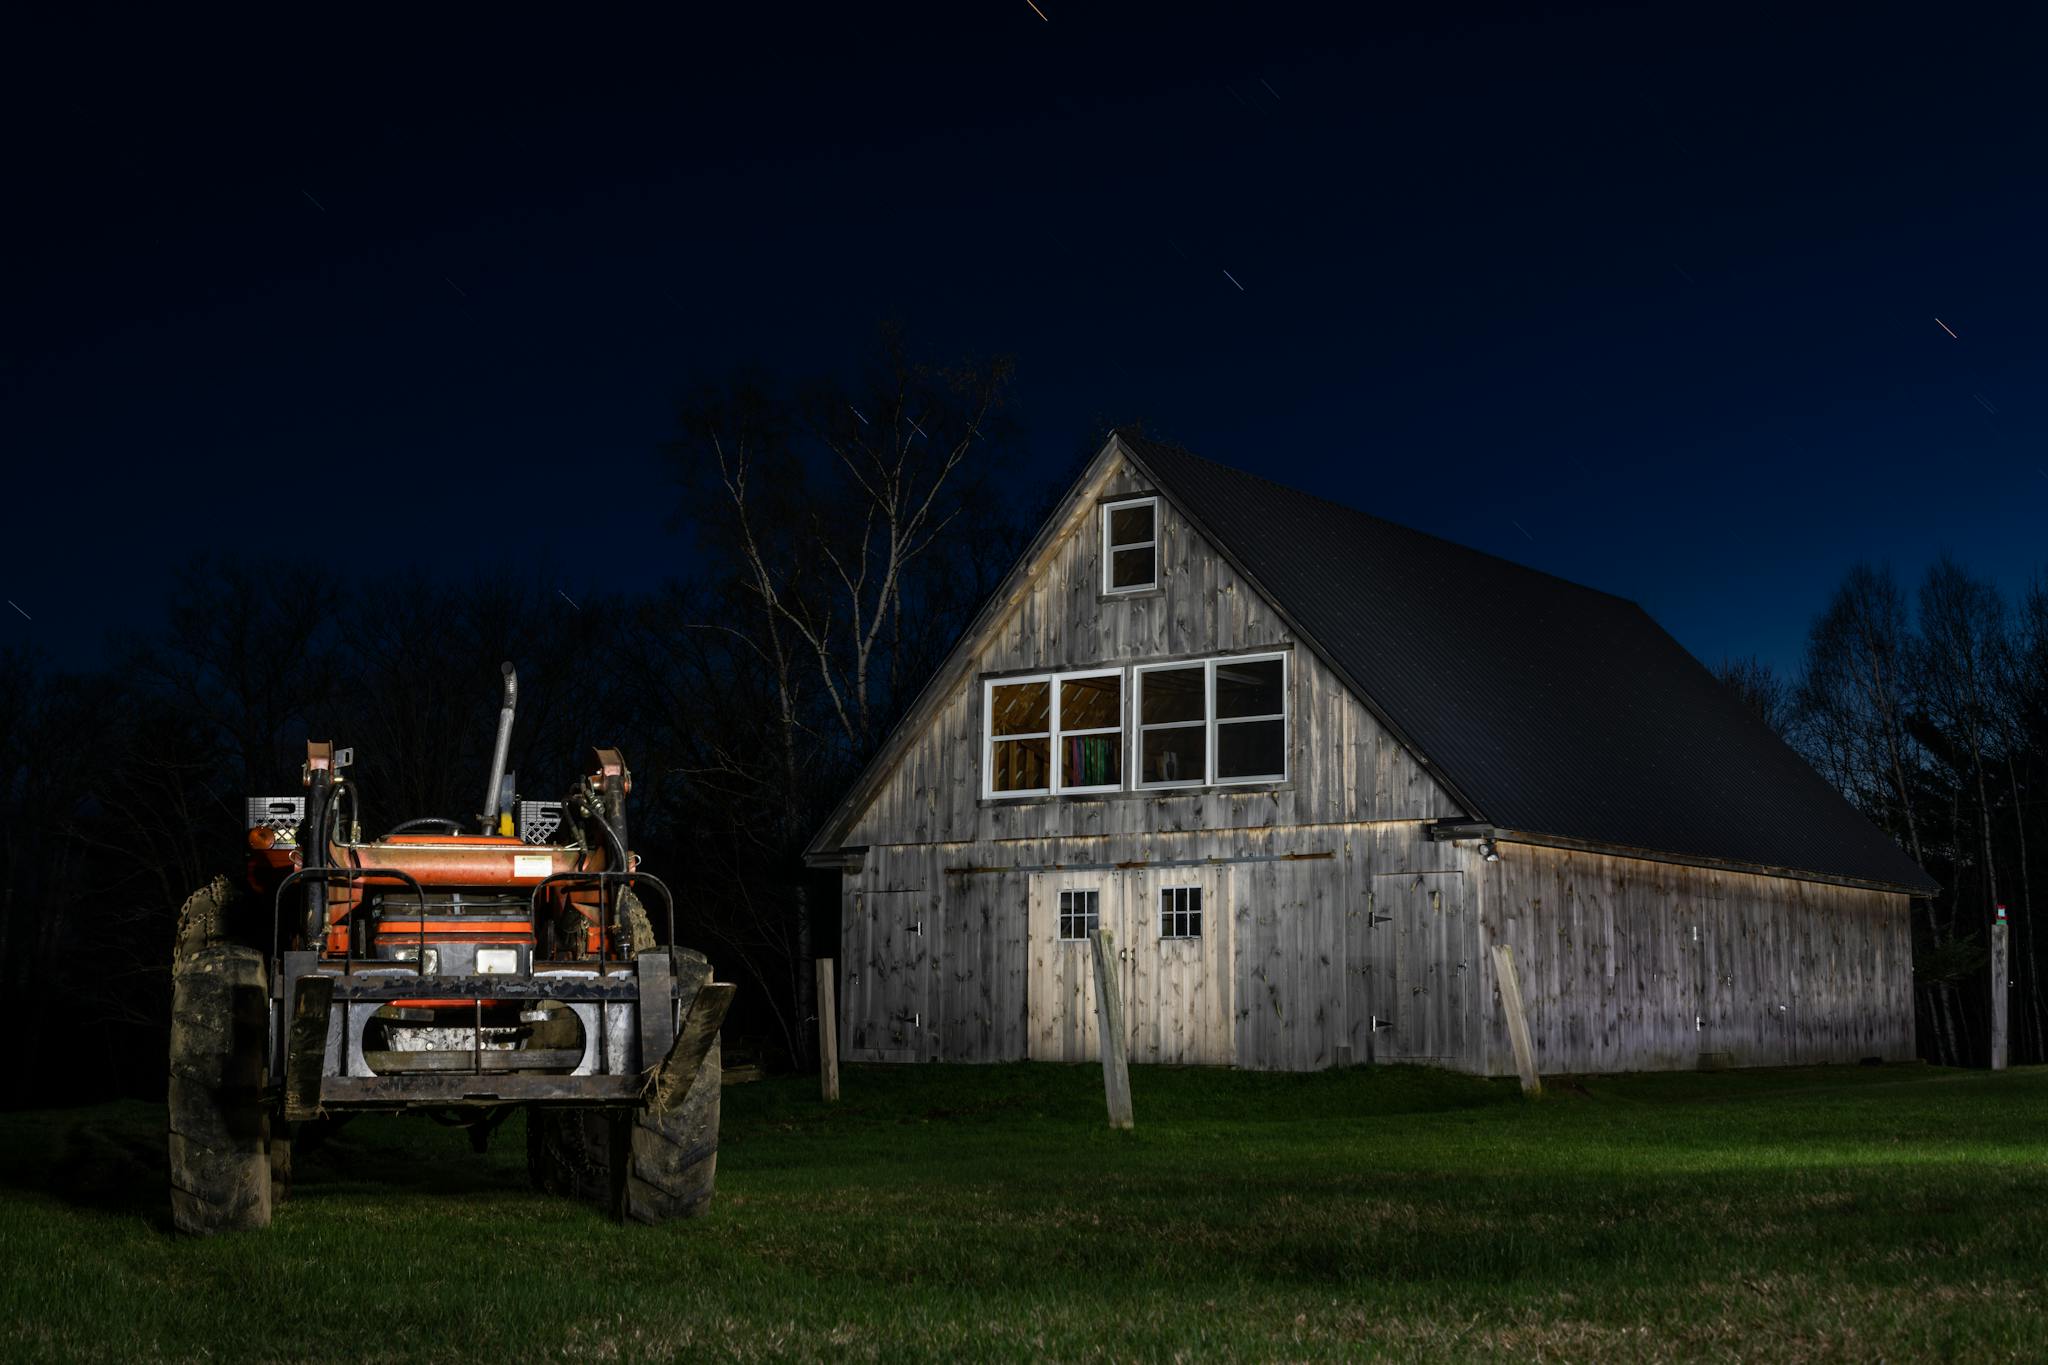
[[168, 663, 732, 1233]]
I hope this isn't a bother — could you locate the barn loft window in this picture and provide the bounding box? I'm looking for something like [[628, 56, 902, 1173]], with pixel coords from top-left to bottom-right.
[[1213, 655, 1287, 781], [1101, 497, 1159, 594], [1058, 889, 1101, 941], [1160, 886, 1203, 939], [1058, 672, 1123, 792], [986, 678, 1052, 796], [984, 669, 1125, 799], [1136, 663, 1206, 787], [1136, 652, 1289, 788]]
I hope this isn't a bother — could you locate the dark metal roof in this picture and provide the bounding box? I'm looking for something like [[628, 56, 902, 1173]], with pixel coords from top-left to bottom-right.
[[1117, 431, 1936, 894]]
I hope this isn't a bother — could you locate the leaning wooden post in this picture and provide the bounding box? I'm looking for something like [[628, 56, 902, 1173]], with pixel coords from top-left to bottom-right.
[[1490, 943, 1542, 1096], [816, 957, 841, 1102], [1990, 908, 2009, 1072], [1089, 928, 1134, 1129]]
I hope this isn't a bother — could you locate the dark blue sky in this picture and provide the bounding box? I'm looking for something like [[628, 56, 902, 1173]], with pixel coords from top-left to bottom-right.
[[5, 3, 2043, 675]]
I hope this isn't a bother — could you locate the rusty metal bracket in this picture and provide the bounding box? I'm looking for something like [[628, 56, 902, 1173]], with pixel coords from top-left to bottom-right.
[[283, 974, 334, 1122]]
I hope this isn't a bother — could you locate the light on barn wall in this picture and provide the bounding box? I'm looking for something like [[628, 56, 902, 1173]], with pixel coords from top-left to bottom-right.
[[1478, 839, 1500, 862]]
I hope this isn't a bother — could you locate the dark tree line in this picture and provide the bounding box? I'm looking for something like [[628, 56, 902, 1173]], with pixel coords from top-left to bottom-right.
[[0, 332, 1026, 1100], [1720, 557, 2048, 1066]]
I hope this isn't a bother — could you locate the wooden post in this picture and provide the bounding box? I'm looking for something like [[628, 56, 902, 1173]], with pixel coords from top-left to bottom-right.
[[1089, 928, 1134, 1129], [1490, 943, 1542, 1096], [816, 957, 841, 1101], [1990, 914, 2008, 1072]]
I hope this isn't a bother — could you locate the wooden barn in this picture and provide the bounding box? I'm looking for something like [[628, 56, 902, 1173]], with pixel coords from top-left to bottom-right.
[[804, 431, 1936, 1076]]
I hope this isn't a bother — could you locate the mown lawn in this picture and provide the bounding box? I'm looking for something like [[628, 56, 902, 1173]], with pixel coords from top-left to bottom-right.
[[2, 1062, 2045, 1361]]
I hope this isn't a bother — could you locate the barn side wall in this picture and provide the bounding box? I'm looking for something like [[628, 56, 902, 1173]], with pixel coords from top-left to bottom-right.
[[1473, 843, 1917, 1075]]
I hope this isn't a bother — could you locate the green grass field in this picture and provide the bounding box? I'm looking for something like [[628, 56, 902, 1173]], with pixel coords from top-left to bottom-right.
[[3, 1062, 2045, 1362]]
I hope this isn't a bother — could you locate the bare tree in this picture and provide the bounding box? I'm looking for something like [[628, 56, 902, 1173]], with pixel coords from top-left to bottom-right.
[[660, 328, 1019, 1064], [1715, 655, 1792, 738]]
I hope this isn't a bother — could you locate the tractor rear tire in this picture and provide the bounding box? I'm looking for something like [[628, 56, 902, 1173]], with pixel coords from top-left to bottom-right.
[[617, 1037, 720, 1224], [168, 944, 272, 1235]]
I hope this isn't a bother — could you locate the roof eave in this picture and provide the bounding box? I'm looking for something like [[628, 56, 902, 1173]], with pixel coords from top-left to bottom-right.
[[1428, 818, 1937, 896]]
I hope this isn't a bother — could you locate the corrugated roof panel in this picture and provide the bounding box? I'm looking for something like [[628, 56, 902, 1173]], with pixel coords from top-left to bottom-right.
[[1118, 431, 1935, 893]]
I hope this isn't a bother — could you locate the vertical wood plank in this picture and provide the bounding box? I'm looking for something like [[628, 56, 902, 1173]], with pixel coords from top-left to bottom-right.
[[1091, 928, 1135, 1129], [816, 957, 840, 1102], [1490, 943, 1542, 1095], [1991, 915, 2009, 1071]]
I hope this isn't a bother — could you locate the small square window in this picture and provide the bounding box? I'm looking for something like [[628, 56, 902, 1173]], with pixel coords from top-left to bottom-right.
[[1102, 497, 1159, 594], [1059, 889, 1101, 941], [1160, 886, 1203, 939]]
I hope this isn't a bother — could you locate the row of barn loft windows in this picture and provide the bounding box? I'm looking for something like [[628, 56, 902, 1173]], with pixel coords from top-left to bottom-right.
[[982, 653, 1288, 798], [1057, 887, 1204, 941]]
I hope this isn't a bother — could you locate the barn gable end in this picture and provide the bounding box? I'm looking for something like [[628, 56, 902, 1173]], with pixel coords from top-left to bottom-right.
[[836, 447, 1461, 852]]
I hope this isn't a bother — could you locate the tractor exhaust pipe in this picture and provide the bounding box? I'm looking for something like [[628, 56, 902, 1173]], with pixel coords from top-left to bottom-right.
[[480, 661, 518, 834]]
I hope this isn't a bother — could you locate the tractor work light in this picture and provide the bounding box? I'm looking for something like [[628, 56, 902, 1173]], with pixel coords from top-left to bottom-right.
[[391, 946, 440, 973], [476, 948, 519, 975]]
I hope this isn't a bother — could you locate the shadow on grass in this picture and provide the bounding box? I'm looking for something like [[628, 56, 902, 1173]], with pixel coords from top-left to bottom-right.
[[0, 1102, 536, 1231]]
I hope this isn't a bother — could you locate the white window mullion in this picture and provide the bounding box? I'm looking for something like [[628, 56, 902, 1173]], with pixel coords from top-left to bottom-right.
[[1049, 674, 1064, 794], [1204, 661, 1217, 785]]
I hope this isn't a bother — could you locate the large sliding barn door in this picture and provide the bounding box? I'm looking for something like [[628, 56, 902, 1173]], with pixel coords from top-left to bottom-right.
[[1026, 867, 1235, 1066], [848, 889, 930, 1062]]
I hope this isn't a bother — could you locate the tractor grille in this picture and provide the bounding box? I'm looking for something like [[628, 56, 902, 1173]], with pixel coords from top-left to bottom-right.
[[517, 801, 564, 845], [247, 796, 306, 847]]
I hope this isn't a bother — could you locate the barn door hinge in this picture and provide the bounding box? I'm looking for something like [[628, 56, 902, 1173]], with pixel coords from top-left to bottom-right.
[[1371, 1015, 1395, 1032], [1368, 911, 1392, 927], [895, 1011, 921, 1028]]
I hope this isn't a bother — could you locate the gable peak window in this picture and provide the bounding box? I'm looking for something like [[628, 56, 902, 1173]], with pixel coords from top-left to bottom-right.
[[1101, 496, 1159, 594]]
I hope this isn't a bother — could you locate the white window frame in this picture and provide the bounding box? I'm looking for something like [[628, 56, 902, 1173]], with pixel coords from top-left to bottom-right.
[[1101, 496, 1160, 595], [1159, 885, 1204, 939], [1133, 660, 1209, 790], [1053, 669, 1124, 796], [983, 668, 1129, 800], [1134, 651, 1290, 790], [1211, 651, 1290, 786], [983, 671, 1054, 799], [1058, 888, 1101, 942]]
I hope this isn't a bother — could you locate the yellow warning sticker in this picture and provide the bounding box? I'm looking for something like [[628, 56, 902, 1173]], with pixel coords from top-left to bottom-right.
[[513, 854, 553, 878]]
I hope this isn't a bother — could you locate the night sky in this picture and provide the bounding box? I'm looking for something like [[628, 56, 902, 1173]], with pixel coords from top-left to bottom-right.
[[6, 3, 2043, 675]]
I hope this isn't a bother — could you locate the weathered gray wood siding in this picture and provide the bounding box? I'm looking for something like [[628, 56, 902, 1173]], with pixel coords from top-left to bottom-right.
[[1473, 844, 1916, 1074], [842, 821, 1477, 1071]]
